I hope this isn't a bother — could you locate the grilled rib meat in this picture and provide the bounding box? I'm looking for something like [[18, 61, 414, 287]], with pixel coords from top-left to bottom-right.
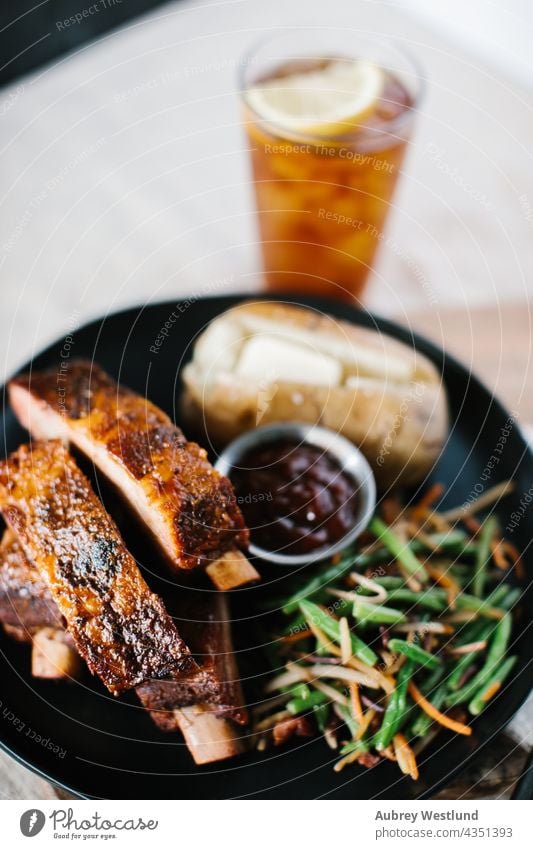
[[136, 593, 248, 727], [0, 529, 62, 629], [0, 441, 194, 695], [0, 529, 247, 723], [9, 360, 249, 572]]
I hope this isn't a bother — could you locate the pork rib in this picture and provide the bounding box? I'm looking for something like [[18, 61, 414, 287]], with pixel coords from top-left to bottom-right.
[[0, 529, 247, 722], [0, 530, 246, 763], [136, 592, 248, 727], [0, 530, 62, 630], [0, 441, 194, 695], [9, 360, 257, 589]]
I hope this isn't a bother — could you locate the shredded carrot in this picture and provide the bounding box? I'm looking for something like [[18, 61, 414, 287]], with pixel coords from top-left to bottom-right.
[[502, 541, 525, 581], [380, 744, 397, 762], [355, 709, 376, 740], [349, 682, 364, 724], [381, 497, 402, 525], [280, 628, 312, 643], [306, 618, 338, 653], [393, 733, 419, 780], [334, 748, 362, 772], [413, 483, 444, 518], [480, 680, 502, 703], [427, 564, 460, 606], [463, 516, 481, 536], [408, 681, 472, 736], [490, 539, 508, 570]]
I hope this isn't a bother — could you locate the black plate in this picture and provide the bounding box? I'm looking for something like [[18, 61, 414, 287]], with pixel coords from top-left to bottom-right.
[[0, 294, 531, 799]]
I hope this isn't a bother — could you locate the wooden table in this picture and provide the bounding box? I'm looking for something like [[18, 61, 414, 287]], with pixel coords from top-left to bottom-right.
[[0, 0, 531, 799], [409, 301, 533, 423]]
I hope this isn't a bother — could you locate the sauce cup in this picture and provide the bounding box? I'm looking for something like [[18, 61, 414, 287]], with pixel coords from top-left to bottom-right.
[[215, 422, 376, 566]]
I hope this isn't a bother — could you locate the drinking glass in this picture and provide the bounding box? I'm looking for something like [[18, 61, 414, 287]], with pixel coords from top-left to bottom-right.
[[240, 30, 423, 301]]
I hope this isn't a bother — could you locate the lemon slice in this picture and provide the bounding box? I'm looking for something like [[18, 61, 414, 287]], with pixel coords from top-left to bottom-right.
[[246, 59, 384, 138]]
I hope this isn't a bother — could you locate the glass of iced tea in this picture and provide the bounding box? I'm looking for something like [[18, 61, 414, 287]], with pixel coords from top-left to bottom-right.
[[240, 31, 422, 301]]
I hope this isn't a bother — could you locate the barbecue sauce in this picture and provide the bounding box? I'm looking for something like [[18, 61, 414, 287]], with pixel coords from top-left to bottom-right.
[[230, 439, 359, 557]]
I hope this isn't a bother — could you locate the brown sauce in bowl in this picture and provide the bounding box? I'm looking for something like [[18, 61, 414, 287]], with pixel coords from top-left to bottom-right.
[[230, 439, 359, 557]]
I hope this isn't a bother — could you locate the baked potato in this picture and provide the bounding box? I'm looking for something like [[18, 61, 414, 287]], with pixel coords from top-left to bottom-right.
[[181, 301, 448, 488]]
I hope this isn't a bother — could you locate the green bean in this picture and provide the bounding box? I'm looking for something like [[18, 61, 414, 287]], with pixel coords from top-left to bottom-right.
[[288, 683, 311, 699], [454, 617, 495, 648], [313, 702, 330, 732], [455, 593, 505, 618], [447, 655, 477, 692], [415, 529, 472, 552], [423, 666, 445, 688], [446, 613, 512, 706], [447, 621, 495, 691], [500, 587, 522, 610], [485, 584, 511, 606], [328, 598, 353, 619], [339, 738, 370, 757], [473, 517, 498, 597], [280, 531, 476, 614], [468, 656, 517, 715], [353, 599, 407, 625], [388, 639, 442, 670], [281, 549, 376, 613], [287, 690, 328, 715], [450, 563, 474, 578], [298, 600, 378, 666], [373, 576, 408, 589], [374, 659, 416, 750], [386, 588, 447, 613], [335, 703, 360, 739], [369, 517, 429, 581]]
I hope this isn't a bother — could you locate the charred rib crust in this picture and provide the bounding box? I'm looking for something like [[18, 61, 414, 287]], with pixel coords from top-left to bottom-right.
[[136, 593, 248, 726], [0, 531, 62, 629], [0, 441, 194, 694], [0, 532, 247, 723], [10, 361, 249, 570]]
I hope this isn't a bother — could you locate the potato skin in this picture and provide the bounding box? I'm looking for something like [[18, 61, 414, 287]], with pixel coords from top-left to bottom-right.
[[181, 302, 449, 490]]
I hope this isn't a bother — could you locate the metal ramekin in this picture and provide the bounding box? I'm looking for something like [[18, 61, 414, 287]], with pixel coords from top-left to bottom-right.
[[215, 422, 376, 566]]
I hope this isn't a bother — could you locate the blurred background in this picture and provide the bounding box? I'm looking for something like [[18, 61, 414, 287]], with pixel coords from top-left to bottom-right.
[[1, 1, 533, 371], [0, 0, 532, 799]]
